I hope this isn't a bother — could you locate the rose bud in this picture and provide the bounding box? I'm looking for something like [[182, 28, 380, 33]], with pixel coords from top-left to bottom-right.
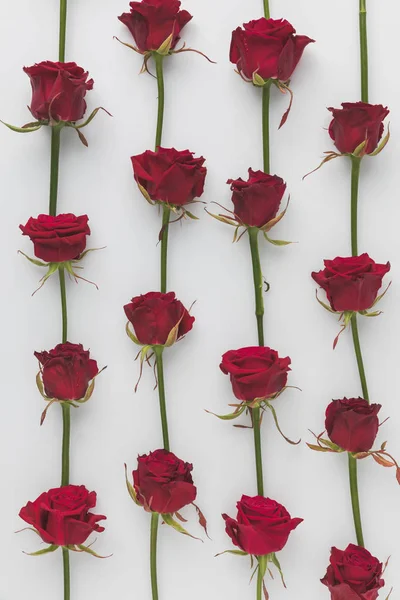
[[312, 254, 390, 313], [133, 449, 197, 514], [19, 485, 106, 547], [230, 18, 314, 83], [35, 343, 99, 401], [321, 544, 384, 600], [325, 398, 381, 453], [118, 0, 192, 54], [223, 495, 302, 556], [23, 61, 94, 123], [227, 169, 286, 229], [20, 213, 90, 263], [131, 147, 206, 207], [124, 291, 194, 346], [220, 347, 291, 402], [328, 102, 389, 155]]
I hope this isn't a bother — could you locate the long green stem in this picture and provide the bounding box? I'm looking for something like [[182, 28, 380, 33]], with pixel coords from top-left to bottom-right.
[[153, 54, 169, 294], [150, 513, 159, 600], [348, 454, 365, 547], [59, 267, 68, 343], [262, 84, 271, 174], [248, 228, 265, 346], [252, 407, 264, 496], [350, 315, 369, 401], [160, 207, 170, 293], [62, 549, 70, 600], [54, 2, 70, 599], [154, 347, 170, 451], [248, 227, 265, 495], [49, 127, 61, 216], [257, 556, 266, 600], [59, 0, 67, 62], [154, 54, 164, 149], [61, 404, 71, 486], [350, 156, 361, 256], [263, 0, 270, 19], [359, 0, 368, 102]]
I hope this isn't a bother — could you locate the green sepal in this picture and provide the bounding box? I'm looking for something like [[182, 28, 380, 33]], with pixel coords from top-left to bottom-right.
[[137, 182, 154, 204], [307, 443, 334, 453], [184, 209, 199, 220], [75, 544, 111, 559], [161, 513, 202, 541], [264, 402, 300, 445], [126, 322, 141, 345], [76, 247, 105, 261], [124, 464, 140, 505], [205, 403, 246, 421], [70, 107, 112, 130], [156, 33, 174, 56], [317, 437, 342, 452], [215, 549, 248, 557], [370, 127, 390, 156], [352, 141, 367, 158], [263, 232, 292, 246], [315, 290, 337, 314], [18, 251, 48, 268], [2, 120, 43, 133], [252, 72, 267, 87], [360, 310, 382, 318], [36, 371, 47, 399], [24, 544, 59, 557], [269, 553, 286, 588]]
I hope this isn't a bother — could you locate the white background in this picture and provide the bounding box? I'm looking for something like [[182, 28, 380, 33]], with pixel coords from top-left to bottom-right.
[[0, 0, 398, 598]]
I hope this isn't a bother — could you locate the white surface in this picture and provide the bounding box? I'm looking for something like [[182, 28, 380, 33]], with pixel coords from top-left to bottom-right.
[[0, 0, 398, 598]]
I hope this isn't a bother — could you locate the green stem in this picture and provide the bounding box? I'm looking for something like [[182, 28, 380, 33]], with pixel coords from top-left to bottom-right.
[[248, 228, 265, 346], [49, 127, 62, 216], [350, 156, 361, 257], [59, 268, 68, 344], [348, 454, 365, 547], [248, 227, 265, 495], [252, 407, 264, 496], [256, 556, 266, 600], [61, 404, 71, 486], [160, 206, 170, 294], [62, 549, 70, 600], [350, 314, 369, 402], [262, 84, 271, 174], [154, 347, 170, 451], [263, 0, 270, 19], [150, 513, 159, 600], [359, 0, 368, 102], [154, 54, 165, 149], [59, 0, 67, 62], [56, 1, 70, 599]]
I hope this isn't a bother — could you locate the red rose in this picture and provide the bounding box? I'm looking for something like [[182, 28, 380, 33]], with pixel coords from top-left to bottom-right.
[[124, 291, 194, 346], [227, 169, 286, 228], [325, 398, 381, 453], [131, 147, 206, 207], [223, 495, 302, 556], [19, 485, 106, 547], [34, 343, 99, 401], [23, 61, 94, 122], [118, 0, 192, 53], [328, 102, 389, 155], [133, 449, 197, 514], [321, 544, 384, 600], [230, 18, 314, 82], [20, 213, 90, 263], [220, 347, 291, 402], [312, 254, 390, 313]]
